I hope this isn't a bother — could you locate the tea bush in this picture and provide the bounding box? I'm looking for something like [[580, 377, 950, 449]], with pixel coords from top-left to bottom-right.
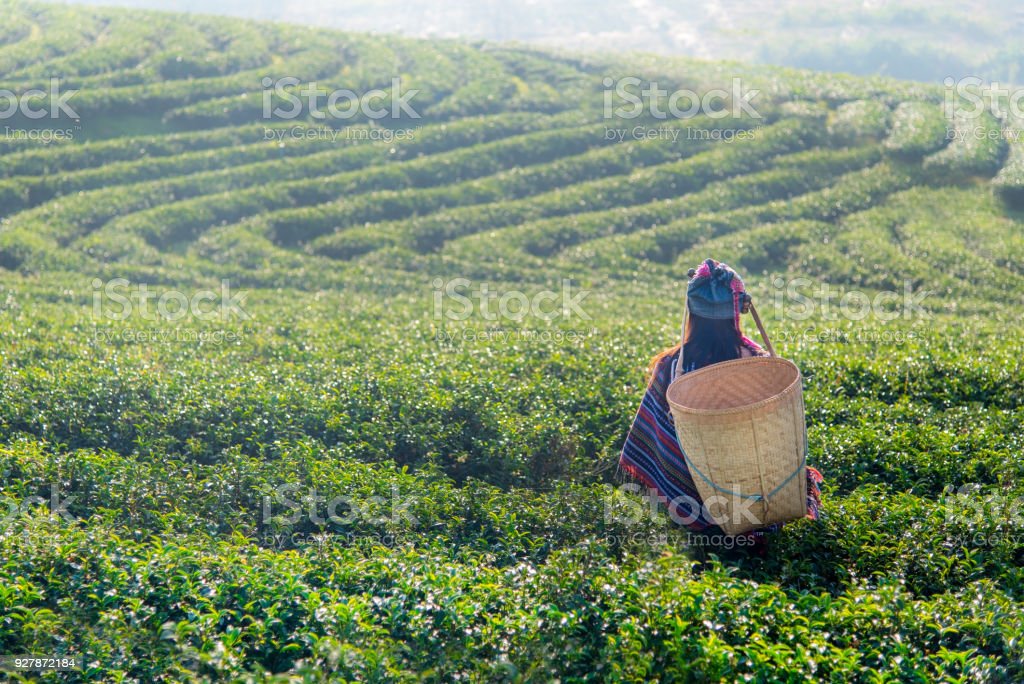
[[923, 112, 1007, 177], [828, 99, 891, 145], [883, 101, 950, 157], [992, 113, 1024, 207]]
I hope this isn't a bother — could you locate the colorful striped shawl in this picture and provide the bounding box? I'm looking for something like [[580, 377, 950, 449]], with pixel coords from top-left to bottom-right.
[[618, 346, 823, 535]]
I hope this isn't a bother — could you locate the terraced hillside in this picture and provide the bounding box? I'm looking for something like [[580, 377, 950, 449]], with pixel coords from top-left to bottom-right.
[[1, 2, 1023, 681]]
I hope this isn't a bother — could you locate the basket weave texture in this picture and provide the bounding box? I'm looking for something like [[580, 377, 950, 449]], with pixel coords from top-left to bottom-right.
[[666, 355, 808, 535]]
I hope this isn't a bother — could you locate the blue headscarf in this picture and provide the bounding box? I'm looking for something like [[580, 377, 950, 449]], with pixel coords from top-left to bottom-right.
[[686, 258, 743, 320]]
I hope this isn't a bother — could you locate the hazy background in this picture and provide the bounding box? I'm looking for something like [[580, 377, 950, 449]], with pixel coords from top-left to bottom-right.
[[56, 0, 1024, 85]]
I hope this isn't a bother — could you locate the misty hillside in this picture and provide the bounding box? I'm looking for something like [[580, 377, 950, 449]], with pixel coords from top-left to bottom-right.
[[56, 0, 1024, 84]]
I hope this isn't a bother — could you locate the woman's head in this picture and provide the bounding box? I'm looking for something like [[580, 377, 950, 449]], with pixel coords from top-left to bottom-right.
[[685, 258, 746, 325], [647, 258, 756, 380]]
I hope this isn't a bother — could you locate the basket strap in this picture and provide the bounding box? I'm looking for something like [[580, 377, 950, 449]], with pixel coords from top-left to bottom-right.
[[673, 304, 689, 381], [748, 302, 776, 358], [751, 417, 771, 516]]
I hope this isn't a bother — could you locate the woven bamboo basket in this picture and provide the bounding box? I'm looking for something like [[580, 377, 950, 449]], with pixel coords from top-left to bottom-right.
[[665, 304, 807, 535]]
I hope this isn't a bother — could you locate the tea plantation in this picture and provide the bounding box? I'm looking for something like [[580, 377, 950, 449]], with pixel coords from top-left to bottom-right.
[[0, 2, 1022, 681]]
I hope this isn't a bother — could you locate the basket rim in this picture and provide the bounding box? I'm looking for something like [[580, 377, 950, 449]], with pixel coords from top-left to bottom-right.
[[666, 356, 803, 416]]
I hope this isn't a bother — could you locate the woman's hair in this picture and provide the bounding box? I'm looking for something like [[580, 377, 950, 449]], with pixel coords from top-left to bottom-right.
[[646, 311, 749, 382]]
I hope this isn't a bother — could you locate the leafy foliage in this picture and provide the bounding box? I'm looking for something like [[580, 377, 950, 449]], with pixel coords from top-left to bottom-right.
[[883, 101, 950, 158]]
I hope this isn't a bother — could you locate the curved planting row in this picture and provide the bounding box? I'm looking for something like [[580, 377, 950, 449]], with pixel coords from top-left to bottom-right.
[[551, 160, 928, 274], [0, 112, 587, 267], [176, 115, 764, 255], [161, 34, 399, 129], [883, 101, 950, 157], [8, 13, 168, 81], [310, 116, 824, 262], [20, 17, 274, 85], [1, 113, 613, 212], [796, 186, 1024, 305], [827, 99, 891, 145], [0, 9, 33, 48], [0, 4, 106, 76], [427, 162, 908, 284], [156, 41, 590, 130], [923, 110, 1007, 176], [0, 6, 593, 135], [425, 118, 827, 265], [72, 116, 635, 257], [303, 132, 711, 261], [513, 146, 882, 257], [0, 123, 312, 179], [0, 106, 581, 182], [432, 144, 879, 270], [992, 111, 1024, 206]]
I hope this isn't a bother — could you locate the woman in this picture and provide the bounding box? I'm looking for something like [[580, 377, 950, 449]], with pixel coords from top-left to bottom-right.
[[619, 258, 823, 539]]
